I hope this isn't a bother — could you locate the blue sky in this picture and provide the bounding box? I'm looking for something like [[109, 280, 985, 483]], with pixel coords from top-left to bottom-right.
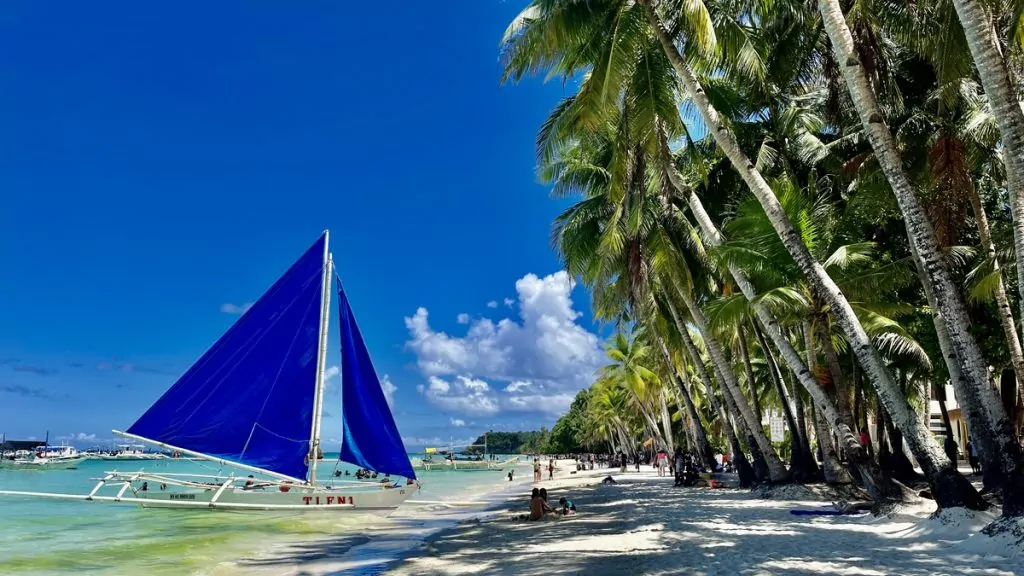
[[0, 1, 607, 450]]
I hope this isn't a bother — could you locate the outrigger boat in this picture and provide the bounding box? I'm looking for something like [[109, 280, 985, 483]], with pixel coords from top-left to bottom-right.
[[0, 232, 418, 513], [95, 444, 167, 461], [0, 434, 87, 470], [415, 435, 519, 471]]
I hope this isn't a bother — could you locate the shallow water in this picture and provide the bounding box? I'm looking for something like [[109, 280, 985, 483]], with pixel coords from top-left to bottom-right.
[[0, 454, 524, 575]]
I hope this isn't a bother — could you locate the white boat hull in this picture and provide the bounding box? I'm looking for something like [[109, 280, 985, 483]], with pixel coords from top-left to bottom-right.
[[2, 456, 87, 470], [132, 484, 414, 513]]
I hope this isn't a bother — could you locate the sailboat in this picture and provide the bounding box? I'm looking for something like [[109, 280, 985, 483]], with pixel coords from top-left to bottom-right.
[[0, 232, 418, 513]]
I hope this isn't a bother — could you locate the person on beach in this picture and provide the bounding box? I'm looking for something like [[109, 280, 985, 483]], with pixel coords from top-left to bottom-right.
[[967, 440, 981, 475], [528, 487, 555, 520], [558, 497, 576, 516], [533, 458, 542, 482], [548, 458, 554, 480]]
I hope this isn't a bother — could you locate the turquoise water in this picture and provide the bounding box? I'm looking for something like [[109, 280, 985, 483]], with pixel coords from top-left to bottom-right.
[[0, 454, 524, 575]]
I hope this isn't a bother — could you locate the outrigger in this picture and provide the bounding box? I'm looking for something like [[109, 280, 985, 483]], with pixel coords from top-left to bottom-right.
[[0, 232, 419, 513]]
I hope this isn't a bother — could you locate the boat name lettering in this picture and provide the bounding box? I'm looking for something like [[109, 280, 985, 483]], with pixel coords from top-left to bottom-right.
[[302, 496, 354, 505], [169, 493, 196, 500]]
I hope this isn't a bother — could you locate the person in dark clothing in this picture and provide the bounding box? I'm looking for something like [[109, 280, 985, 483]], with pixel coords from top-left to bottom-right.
[[966, 440, 981, 475]]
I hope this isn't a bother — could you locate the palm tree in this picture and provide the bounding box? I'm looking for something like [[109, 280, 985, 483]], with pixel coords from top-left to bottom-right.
[[632, 0, 982, 508], [814, 0, 1024, 512], [502, 0, 985, 508], [600, 332, 670, 451]]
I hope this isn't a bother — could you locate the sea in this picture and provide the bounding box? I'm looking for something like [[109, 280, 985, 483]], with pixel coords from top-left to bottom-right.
[[0, 453, 528, 575]]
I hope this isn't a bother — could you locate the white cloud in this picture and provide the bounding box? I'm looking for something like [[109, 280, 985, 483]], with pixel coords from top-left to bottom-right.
[[220, 302, 253, 315], [503, 298, 514, 307], [57, 432, 97, 441], [404, 271, 602, 420], [418, 375, 500, 415], [381, 374, 398, 408], [456, 313, 471, 324], [505, 380, 532, 392], [450, 417, 466, 427], [503, 393, 577, 416], [486, 301, 499, 308]]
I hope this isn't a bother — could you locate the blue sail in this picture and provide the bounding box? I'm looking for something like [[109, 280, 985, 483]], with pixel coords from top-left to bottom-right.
[[336, 278, 416, 479], [128, 234, 327, 481]]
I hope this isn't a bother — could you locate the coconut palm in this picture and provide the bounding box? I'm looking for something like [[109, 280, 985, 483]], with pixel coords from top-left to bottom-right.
[[502, 0, 985, 508]]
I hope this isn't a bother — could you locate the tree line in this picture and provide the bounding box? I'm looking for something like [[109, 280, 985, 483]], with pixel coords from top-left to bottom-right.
[[500, 0, 1024, 531]]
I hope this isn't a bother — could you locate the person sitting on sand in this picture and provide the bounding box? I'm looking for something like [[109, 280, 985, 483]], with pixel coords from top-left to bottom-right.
[[558, 497, 576, 516], [602, 475, 617, 484], [528, 487, 555, 520]]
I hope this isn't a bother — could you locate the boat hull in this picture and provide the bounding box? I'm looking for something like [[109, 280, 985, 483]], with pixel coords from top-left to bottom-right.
[[2, 456, 87, 470], [132, 484, 415, 514]]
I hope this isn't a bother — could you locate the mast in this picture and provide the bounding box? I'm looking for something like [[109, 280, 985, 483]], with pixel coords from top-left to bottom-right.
[[307, 233, 333, 485]]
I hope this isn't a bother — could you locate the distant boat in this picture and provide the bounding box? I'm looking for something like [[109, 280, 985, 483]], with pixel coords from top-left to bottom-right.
[[0, 434, 86, 470], [95, 444, 167, 461], [415, 436, 518, 471], [0, 232, 418, 513]]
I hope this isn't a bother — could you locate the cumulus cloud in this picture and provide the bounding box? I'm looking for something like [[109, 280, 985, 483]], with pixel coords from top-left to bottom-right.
[[450, 417, 466, 427], [456, 313, 471, 324], [405, 271, 602, 420], [503, 298, 514, 307], [57, 432, 97, 441], [416, 375, 500, 415], [381, 374, 398, 408], [486, 301, 499, 308], [220, 302, 253, 315]]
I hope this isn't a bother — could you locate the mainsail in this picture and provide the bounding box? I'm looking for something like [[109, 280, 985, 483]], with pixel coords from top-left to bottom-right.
[[336, 278, 416, 479], [127, 234, 328, 481]]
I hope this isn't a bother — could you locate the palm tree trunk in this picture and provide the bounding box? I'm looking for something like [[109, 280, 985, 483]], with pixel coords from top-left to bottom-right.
[[655, 336, 718, 470], [659, 388, 675, 451], [751, 320, 814, 481], [816, 316, 853, 428], [947, 3, 1024, 391], [804, 320, 850, 484], [812, 402, 848, 484], [789, 370, 820, 480], [670, 305, 755, 485], [738, 325, 762, 420], [678, 292, 789, 481], [967, 180, 1024, 414], [641, 0, 978, 507], [816, 0, 1022, 511]]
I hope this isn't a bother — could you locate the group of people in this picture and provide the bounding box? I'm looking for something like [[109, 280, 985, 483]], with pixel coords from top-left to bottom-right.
[[532, 457, 556, 482], [525, 487, 576, 521]]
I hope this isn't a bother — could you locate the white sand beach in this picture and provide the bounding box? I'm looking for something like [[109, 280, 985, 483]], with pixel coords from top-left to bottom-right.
[[213, 461, 1022, 576]]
